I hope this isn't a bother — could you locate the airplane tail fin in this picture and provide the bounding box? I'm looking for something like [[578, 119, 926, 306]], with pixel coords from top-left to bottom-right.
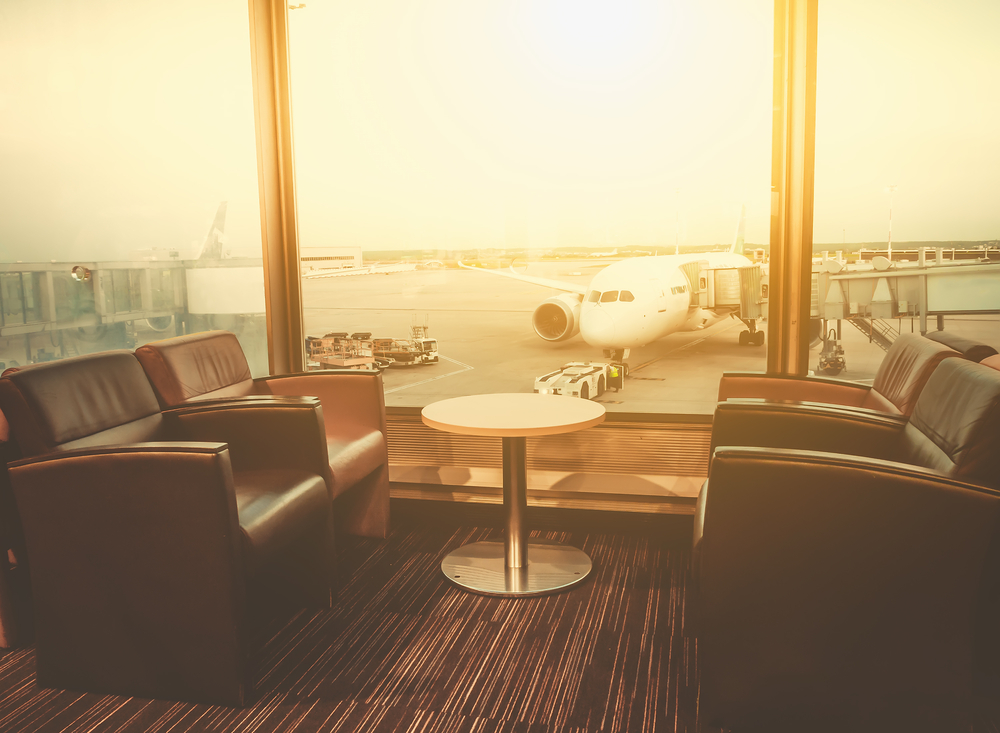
[[729, 204, 746, 256], [198, 202, 228, 260]]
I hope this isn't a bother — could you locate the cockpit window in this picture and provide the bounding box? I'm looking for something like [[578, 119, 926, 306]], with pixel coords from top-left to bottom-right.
[[587, 290, 601, 303], [619, 290, 635, 302], [600, 290, 619, 303]]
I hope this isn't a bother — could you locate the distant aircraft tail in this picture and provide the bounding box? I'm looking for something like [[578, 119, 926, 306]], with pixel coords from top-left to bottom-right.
[[198, 202, 228, 260], [728, 204, 746, 256]]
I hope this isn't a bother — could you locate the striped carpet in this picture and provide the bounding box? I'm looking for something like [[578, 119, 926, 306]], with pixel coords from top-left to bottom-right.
[[0, 502, 709, 733]]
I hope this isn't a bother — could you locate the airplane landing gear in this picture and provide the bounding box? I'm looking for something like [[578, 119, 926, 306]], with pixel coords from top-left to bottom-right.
[[603, 348, 630, 376], [738, 319, 765, 347]]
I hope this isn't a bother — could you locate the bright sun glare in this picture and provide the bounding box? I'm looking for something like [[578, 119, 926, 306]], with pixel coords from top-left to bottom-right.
[[516, 0, 668, 84]]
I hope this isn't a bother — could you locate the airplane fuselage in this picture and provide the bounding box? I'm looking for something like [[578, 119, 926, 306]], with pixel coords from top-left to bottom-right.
[[578, 252, 753, 350]]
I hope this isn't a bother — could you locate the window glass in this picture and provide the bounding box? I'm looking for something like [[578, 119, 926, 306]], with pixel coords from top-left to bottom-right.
[[290, 0, 772, 414], [600, 291, 620, 303], [813, 1, 1000, 382], [0, 274, 25, 327], [0, 0, 266, 374], [620, 291, 635, 302]]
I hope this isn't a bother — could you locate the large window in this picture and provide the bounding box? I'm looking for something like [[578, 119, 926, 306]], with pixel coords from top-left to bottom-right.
[[0, 0, 267, 374], [812, 0, 1000, 378], [289, 0, 773, 414]]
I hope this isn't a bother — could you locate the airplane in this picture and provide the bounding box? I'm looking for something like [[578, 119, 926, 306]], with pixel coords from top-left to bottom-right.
[[460, 206, 762, 364], [587, 247, 619, 257]]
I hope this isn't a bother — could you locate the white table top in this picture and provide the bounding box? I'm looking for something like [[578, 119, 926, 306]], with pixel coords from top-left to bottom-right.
[[421, 393, 606, 437]]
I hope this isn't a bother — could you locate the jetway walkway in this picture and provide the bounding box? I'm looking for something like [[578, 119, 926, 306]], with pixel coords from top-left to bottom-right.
[[813, 247, 1000, 361]]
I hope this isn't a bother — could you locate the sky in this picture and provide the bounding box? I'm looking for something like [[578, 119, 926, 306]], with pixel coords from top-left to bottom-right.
[[1, 0, 998, 263]]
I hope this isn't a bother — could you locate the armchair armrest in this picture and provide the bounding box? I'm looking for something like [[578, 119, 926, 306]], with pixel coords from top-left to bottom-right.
[[717, 370, 871, 405], [8, 442, 249, 704], [711, 398, 907, 461], [166, 398, 331, 485], [256, 370, 387, 441], [696, 445, 1000, 728]]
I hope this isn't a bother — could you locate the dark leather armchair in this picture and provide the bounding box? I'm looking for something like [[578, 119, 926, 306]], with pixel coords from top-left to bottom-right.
[[717, 332, 958, 415], [696, 447, 1000, 732], [925, 329, 999, 362], [709, 356, 1000, 487], [135, 330, 390, 538], [0, 351, 335, 706], [0, 410, 29, 649], [695, 356, 1000, 730]]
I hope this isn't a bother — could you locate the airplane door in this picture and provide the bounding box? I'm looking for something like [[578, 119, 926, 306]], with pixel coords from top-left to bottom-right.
[[652, 279, 667, 313]]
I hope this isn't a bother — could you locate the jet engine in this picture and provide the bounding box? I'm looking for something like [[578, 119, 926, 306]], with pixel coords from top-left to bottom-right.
[[532, 293, 582, 342]]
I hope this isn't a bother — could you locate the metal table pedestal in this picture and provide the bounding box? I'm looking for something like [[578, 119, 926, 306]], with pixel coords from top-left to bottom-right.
[[439, 436, 592, 596]]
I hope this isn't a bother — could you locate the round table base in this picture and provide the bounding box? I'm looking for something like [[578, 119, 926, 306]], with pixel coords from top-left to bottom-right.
[[441, 538, 592, 596]]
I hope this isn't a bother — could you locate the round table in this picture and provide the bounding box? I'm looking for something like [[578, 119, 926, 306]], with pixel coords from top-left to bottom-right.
[[421, 393, 606, 596]]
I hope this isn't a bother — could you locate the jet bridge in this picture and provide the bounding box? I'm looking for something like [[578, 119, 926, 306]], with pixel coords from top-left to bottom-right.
[[680, 261, 765, 319], [814, 248, 1000, 360]]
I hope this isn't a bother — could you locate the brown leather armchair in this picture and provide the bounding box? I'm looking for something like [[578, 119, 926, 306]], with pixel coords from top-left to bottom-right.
[[0, 410, 29, 650], [694, 356, 1000, 730], [925, 329, 999, 362], [696, 446, 1000, 732], [135, 330, 390, 539], [709, 356, 1000, 488], [0, 351, 335, 706], [717, 332, 959, 415]]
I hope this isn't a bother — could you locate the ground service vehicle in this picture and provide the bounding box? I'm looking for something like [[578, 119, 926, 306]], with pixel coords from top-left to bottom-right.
[[372, 324, 438, 366], [533, 362, 623, 400]]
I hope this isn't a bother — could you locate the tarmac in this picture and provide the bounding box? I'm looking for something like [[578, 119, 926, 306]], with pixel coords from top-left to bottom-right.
[[302, 258, 999, 415]]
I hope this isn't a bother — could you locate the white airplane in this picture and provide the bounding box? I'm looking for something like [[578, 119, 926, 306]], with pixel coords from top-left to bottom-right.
[[587, 247, 618, 257], [460, 207, 762, 361]]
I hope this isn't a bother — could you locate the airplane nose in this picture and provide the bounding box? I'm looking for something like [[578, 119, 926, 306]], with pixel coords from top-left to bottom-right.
[[580, 308, 616, 347]]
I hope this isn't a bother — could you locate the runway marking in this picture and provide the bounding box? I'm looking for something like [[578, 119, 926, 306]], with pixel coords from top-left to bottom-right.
[[382, 355, 475, 395]]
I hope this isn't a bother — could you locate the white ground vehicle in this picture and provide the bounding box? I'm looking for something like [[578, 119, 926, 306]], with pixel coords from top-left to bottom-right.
[[533, 362, 622, 400]]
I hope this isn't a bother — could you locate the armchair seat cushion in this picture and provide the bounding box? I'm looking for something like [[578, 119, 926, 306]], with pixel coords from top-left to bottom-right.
[[233, 469, 330, 577], [327, 430, 386, 500]]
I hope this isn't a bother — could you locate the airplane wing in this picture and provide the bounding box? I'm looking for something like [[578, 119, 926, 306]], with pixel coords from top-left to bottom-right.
[[458, 262, 588, 295]]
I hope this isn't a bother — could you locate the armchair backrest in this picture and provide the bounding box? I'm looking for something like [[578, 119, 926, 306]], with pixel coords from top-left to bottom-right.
[[870, 333, 959, 415], [135, 331, 257, 408], [900, 356, 1000, 488], [924, 329, 999, 362], [0, 352, 165, 457]]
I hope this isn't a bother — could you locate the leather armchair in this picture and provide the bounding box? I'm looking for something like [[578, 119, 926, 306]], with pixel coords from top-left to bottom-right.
[[717, 333, 958, 415], [0, 410, 29, 649], [0, 351, 335, 706], [694, 355, 1000, 729], [695, 446, 1000, 731], [925, 329, 999, 362], [710, 356, 1000, 490], [135, 330, 390, 539]]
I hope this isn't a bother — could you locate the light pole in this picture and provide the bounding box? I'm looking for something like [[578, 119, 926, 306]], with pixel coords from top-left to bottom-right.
[[886, 184, 898, 261]]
